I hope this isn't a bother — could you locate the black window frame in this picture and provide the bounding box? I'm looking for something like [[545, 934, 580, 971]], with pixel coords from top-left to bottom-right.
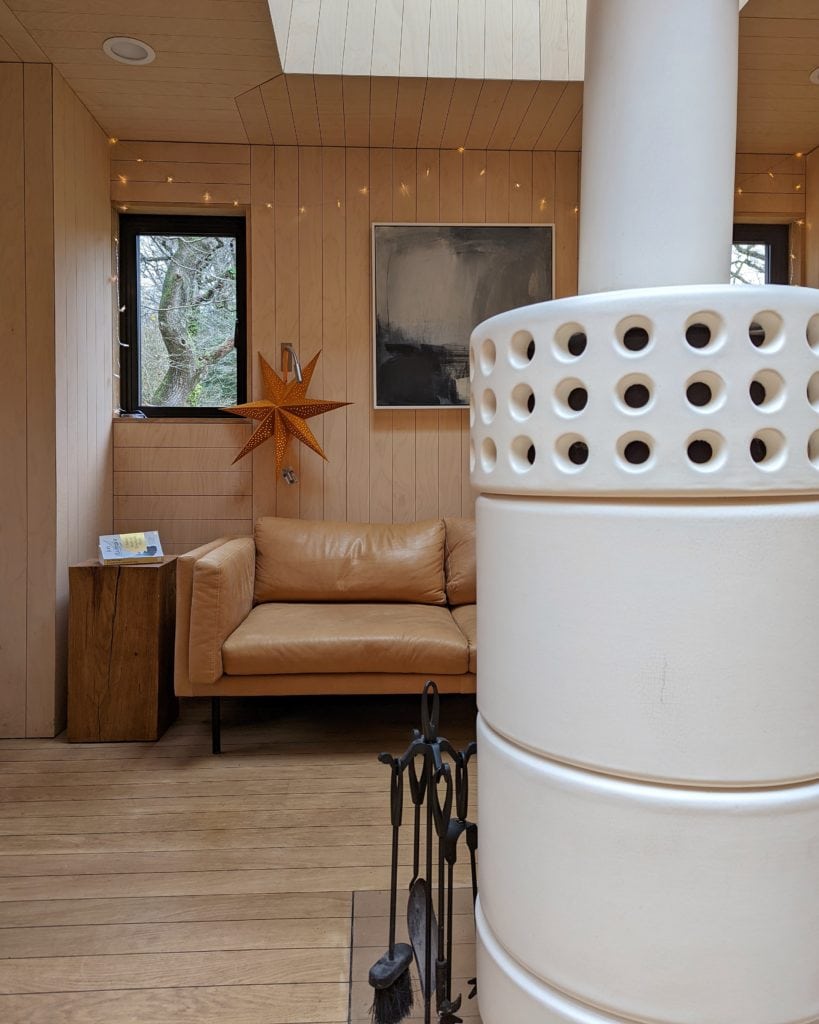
[[732, 223, 790, 286], [118, 213, 248, 418]]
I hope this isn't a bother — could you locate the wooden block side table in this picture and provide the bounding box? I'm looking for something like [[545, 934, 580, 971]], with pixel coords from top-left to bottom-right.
[[67, 557, 178, 742]]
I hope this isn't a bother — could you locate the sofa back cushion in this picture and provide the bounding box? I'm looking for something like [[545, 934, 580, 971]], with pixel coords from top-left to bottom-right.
[[254, 517, 447, 604], [444, 517, 476, 606]]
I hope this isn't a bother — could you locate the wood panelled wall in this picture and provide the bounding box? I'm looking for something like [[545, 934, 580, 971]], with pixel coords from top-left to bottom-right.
[[110, 143, 808, 551], [0, 61, 37, 738], [734, 152, 807, 286], [0, 64, 112, 738], [52, 71, 114, 722], [111, 142, 580, 549]]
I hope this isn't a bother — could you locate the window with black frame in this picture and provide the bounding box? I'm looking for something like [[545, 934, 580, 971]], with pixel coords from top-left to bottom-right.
[[118, 214, 247, 417], [731, 223, 790, 286]]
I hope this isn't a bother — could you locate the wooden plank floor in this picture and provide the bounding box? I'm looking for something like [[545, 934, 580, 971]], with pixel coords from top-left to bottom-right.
[[0, 695, 478, 1024]]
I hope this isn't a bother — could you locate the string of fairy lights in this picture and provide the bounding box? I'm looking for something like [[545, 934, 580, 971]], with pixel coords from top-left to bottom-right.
[[109, 137, 808, 283], [108, 137, 581, 218]]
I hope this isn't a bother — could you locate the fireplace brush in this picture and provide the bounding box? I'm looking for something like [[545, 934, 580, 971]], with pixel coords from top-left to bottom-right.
[[368, 757, 414, 1024]]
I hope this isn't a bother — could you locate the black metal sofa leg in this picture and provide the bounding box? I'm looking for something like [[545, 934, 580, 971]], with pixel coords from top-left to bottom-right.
[[211, 697, 221, 755]]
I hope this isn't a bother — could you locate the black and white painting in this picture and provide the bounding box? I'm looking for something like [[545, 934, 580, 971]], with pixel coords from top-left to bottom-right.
[[373, 223, 553, 409]]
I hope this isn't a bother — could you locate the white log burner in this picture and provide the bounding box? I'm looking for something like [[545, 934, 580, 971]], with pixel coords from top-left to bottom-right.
[[471, 3, 819, 1023]]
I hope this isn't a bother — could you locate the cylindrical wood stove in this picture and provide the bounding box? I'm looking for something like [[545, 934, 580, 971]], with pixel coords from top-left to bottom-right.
[[472, 3, 819, 1022]]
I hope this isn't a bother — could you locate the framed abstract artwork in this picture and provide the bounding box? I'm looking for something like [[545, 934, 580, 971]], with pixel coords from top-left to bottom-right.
[[372, 223, 554, 409]]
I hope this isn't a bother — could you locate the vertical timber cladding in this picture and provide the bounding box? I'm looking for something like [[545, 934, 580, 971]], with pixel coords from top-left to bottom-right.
[[111, 142, 580, 534], [0, 66, 112, 737], [0, 64, 28, 737]]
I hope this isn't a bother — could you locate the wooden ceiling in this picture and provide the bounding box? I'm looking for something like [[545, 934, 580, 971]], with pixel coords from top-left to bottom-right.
[[0, 0, 282, 143], [236, 76, 583, 149], [0, 0, 817, 155], [738, 0, 819, 154]]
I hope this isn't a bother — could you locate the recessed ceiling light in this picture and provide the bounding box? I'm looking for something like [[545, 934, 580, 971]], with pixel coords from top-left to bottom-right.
[[810, 66, 819, 85], [103, 36, 155, 65]]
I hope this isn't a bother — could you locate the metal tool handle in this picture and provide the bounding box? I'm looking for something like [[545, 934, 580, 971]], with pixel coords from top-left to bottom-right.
[[421, 680, 440, 741], [431, 763, 454, 838]]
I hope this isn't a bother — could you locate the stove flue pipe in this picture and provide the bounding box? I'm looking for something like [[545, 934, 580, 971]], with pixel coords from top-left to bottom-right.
[[471, 2, 819, 1023], [579, 0, 738, 294]]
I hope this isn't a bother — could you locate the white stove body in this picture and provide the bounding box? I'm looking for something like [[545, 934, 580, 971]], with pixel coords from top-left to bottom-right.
[[470, 5, 819, 1020]]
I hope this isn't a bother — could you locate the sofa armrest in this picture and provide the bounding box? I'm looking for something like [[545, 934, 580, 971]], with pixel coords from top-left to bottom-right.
[[186, 537, 256, 687], [174, 537, 253, 695]]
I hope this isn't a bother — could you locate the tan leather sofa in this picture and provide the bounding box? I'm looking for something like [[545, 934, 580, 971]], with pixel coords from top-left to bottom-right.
[[175, 516, 476, 750]]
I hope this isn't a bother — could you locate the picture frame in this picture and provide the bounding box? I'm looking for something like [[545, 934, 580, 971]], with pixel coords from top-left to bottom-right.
[[372, 222, 554, 410]]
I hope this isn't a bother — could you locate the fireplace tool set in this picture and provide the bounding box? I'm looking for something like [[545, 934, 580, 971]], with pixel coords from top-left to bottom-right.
[[368, 681, 478, 1024]]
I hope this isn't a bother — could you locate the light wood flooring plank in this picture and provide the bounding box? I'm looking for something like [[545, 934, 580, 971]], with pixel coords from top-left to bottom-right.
[[0, 845, 411, 877], [0, 892, 351, 929], [0, 984, 348, 1024], [0, 864, 472, 902], [0, 828, 407, 857], [0, 917, 349, 959], [0, 947, 346, 994]]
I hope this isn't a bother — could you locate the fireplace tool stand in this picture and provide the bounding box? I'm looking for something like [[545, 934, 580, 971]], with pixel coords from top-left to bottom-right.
[[368, 681, 478, 1024]]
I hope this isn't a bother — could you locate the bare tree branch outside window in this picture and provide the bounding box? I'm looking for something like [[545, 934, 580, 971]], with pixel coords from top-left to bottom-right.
[[137, 234, 238, 407], [730, 242, 767, 286]]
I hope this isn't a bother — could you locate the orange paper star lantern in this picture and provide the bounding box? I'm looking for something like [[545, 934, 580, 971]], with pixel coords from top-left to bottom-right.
[[223, 351, 350, 469]]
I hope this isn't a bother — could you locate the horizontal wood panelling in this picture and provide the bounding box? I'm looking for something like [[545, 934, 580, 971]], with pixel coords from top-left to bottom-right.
[[117, 483, 254, 519], [112, 161, 251, 184], [110, 140, 251, 205], [113, 471, 253, 497], [734, 152, 806, 219], [113, 421, 252, 447], [114, 495, 253, 521], [114, 447, 250, 472], [113, 182, 250, 205], [114, 142, 250, 164]]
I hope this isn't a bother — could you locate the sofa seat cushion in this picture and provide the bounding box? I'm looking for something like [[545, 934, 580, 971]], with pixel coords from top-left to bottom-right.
[[452, 604, 477, 673], [222, 603, 469, 676]]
